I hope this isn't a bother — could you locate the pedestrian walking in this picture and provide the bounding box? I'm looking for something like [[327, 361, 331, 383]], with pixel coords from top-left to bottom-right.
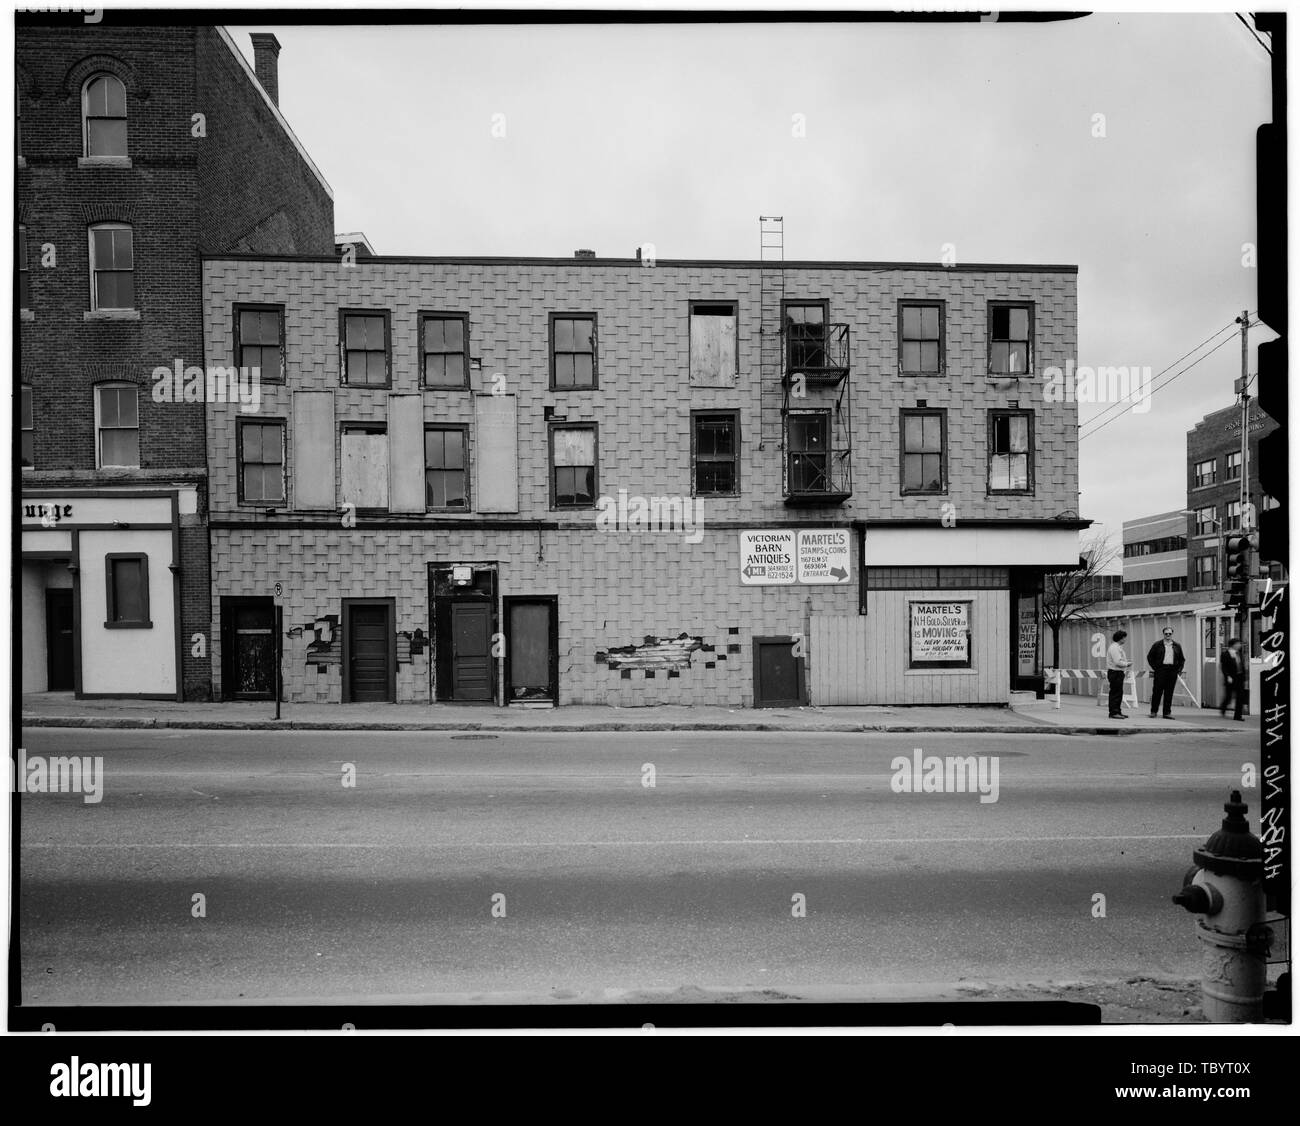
[[1146, 626, 1185, 719], [1220, 637, 1246, 721], [1105, 629, 1131, 719]]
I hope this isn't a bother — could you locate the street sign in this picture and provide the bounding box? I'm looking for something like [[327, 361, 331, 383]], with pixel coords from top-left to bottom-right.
[[739, 530, 796, 585], [796, 529, 851, 584]]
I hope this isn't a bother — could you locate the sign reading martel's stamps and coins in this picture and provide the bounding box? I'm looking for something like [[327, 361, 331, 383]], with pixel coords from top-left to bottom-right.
[[909, 600, 972, 668], [739, 530, 852, 586]]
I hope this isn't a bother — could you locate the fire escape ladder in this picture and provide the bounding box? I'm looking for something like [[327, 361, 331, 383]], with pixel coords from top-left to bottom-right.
[[759, 216, 785, 451]]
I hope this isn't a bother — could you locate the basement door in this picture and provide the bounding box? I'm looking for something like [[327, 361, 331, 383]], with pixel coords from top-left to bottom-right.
[[504, 597, 557, 703], [753, 636, 807, 708]]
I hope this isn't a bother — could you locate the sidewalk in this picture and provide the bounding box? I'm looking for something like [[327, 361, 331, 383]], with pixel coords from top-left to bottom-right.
[[19, 691, 1255, 735]]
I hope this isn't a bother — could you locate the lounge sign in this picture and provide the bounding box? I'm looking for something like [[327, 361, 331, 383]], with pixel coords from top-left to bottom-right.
[[909, 600, 971, 668], [22, 502, 74, 526]]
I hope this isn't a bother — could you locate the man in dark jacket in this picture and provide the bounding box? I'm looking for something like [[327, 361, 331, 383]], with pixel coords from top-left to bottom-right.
[[1146, 627, 1186, 719], [1220, 638, 1246, 721]]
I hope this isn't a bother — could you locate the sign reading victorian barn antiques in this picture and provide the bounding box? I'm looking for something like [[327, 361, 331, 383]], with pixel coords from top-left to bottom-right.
[[909, 600, 972, 668], [740, 529, 851, 586]]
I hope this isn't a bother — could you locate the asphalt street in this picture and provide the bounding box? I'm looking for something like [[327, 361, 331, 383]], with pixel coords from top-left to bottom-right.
[[16, 727, 1257, 1007]]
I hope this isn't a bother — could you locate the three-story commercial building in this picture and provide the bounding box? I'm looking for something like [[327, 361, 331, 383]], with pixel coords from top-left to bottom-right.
[[201, 251, 1085, 707]]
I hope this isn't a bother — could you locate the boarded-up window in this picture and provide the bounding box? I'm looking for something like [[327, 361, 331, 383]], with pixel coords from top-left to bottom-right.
[[386, 393, 425, 513], [292, 391, 335, 510], [341, 425, 388, 509], [689, 302, 737, 387], [474, 394, 518, 513], [106, 554, 149, 626], [551, 425, 596, 508]]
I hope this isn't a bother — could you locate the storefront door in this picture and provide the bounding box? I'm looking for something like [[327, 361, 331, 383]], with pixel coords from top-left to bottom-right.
[[344, 601, 394, 702], [505, 597, 557, 702], [221, 597, 276, 700], [45, 589, 75, 691]]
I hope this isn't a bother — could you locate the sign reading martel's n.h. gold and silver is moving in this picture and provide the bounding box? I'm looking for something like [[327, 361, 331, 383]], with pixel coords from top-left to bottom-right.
[[739, 529, 851, 586]]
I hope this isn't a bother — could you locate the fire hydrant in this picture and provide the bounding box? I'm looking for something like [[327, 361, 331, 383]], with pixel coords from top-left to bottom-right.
[[1172, 790, 1271, 1022]]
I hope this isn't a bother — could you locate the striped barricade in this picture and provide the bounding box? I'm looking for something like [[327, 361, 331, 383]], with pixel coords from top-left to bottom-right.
[[1042, 668, 1199, 711]]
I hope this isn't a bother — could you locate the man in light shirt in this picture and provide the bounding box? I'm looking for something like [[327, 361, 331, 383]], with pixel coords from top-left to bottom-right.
[[1105, 629, 1131, 719]]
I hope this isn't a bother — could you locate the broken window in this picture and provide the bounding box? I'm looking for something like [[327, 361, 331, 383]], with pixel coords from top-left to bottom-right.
[[988, 410, 1032, 492], [551, 424, 596, 508], [341, 423, 388, 509], [784, 301, 828, 370], [689, 301, 738, 387], [989, 303, 1032, 376], [692, 411, 739, 495], [787, 411, 830, 493]]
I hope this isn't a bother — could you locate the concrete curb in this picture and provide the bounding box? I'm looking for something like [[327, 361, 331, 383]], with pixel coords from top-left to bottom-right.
[[19, 715, 1243, 736]]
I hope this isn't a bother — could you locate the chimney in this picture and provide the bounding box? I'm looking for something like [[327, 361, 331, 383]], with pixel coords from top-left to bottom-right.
[[250, 33, 282, 107]]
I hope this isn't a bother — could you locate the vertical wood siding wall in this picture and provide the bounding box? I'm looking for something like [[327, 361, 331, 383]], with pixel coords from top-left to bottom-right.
[[810, 589, 1009, 704]]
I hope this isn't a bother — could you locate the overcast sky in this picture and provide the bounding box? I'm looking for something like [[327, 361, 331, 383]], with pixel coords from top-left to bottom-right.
[[230, 14, 1272, 566]]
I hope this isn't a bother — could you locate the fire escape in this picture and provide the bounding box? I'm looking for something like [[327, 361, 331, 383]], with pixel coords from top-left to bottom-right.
[[760, 218, 852, 505]]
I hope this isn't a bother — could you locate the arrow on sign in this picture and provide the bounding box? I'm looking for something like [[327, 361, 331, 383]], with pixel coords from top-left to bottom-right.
[[829, 566, 848, 581], [742, 564, 767, 578]]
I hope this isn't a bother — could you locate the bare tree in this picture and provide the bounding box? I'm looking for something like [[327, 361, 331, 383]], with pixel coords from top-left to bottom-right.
[[1042, 531, 1122, 667]]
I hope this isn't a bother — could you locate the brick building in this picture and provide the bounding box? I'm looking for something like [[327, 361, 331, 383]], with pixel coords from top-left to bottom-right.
[[17, 21, 334, 699], [1185, 398, 1281, 598], [201, 252, 1086, 707]]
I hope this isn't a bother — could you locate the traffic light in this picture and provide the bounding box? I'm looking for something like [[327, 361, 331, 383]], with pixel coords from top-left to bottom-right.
[[1224, 534, 1254, 606]]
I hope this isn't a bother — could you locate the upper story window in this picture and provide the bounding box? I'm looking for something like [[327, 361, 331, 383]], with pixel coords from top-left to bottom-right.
[[1193, 457, 1217, 488], [988, 302, 1033, 376], [550, 424, 597, 508], [95, 382, 139, 468], [83, 74, 128, 158], [88, 222, 134, 310], [691, 411, 739, 496], [1225, 450, 1243, 481], [421, 313, 469, 388], [689, 301, 738, 386], [988, 409, 1032, 493], [425, 425, 469, 509], [1193, 505, 1217, 536], [238, 420, 286, 505], [899, 302, 943, 375], [1194, 554, 1218, 588], [235, 305, 284, 383], [1226, 499, 1243, 531], [550, 314, 597, 390], [16, 82, 22, 161], [20, 385, 33, 467], [18, 224, 30, 309], [340, 311, 390, 388], [901, 409, 946, 494], [340, 423, 388, 509], [784, 301, 828, 369]]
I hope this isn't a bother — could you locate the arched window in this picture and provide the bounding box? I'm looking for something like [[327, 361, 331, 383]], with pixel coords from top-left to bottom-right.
[[95, 382, 140, 468], [88, 222, 134, 310], [82, 73, 127, 158]]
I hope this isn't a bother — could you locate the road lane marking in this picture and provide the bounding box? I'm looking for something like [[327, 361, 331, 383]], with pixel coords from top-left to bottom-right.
[[22, 834, 1205, 849]]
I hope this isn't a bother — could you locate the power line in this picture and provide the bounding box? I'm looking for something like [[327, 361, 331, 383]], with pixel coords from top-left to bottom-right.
[[1074, 319, 1239, 438], [1236, 12, 1272, 56], [1079, 330, 1242, 442]]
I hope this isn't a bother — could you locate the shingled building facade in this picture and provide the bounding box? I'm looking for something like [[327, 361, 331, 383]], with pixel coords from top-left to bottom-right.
[[201, 253, 1085, 707]]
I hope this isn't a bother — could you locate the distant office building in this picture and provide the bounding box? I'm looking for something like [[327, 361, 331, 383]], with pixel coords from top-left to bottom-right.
[[1121, 510, 1189, 605]]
